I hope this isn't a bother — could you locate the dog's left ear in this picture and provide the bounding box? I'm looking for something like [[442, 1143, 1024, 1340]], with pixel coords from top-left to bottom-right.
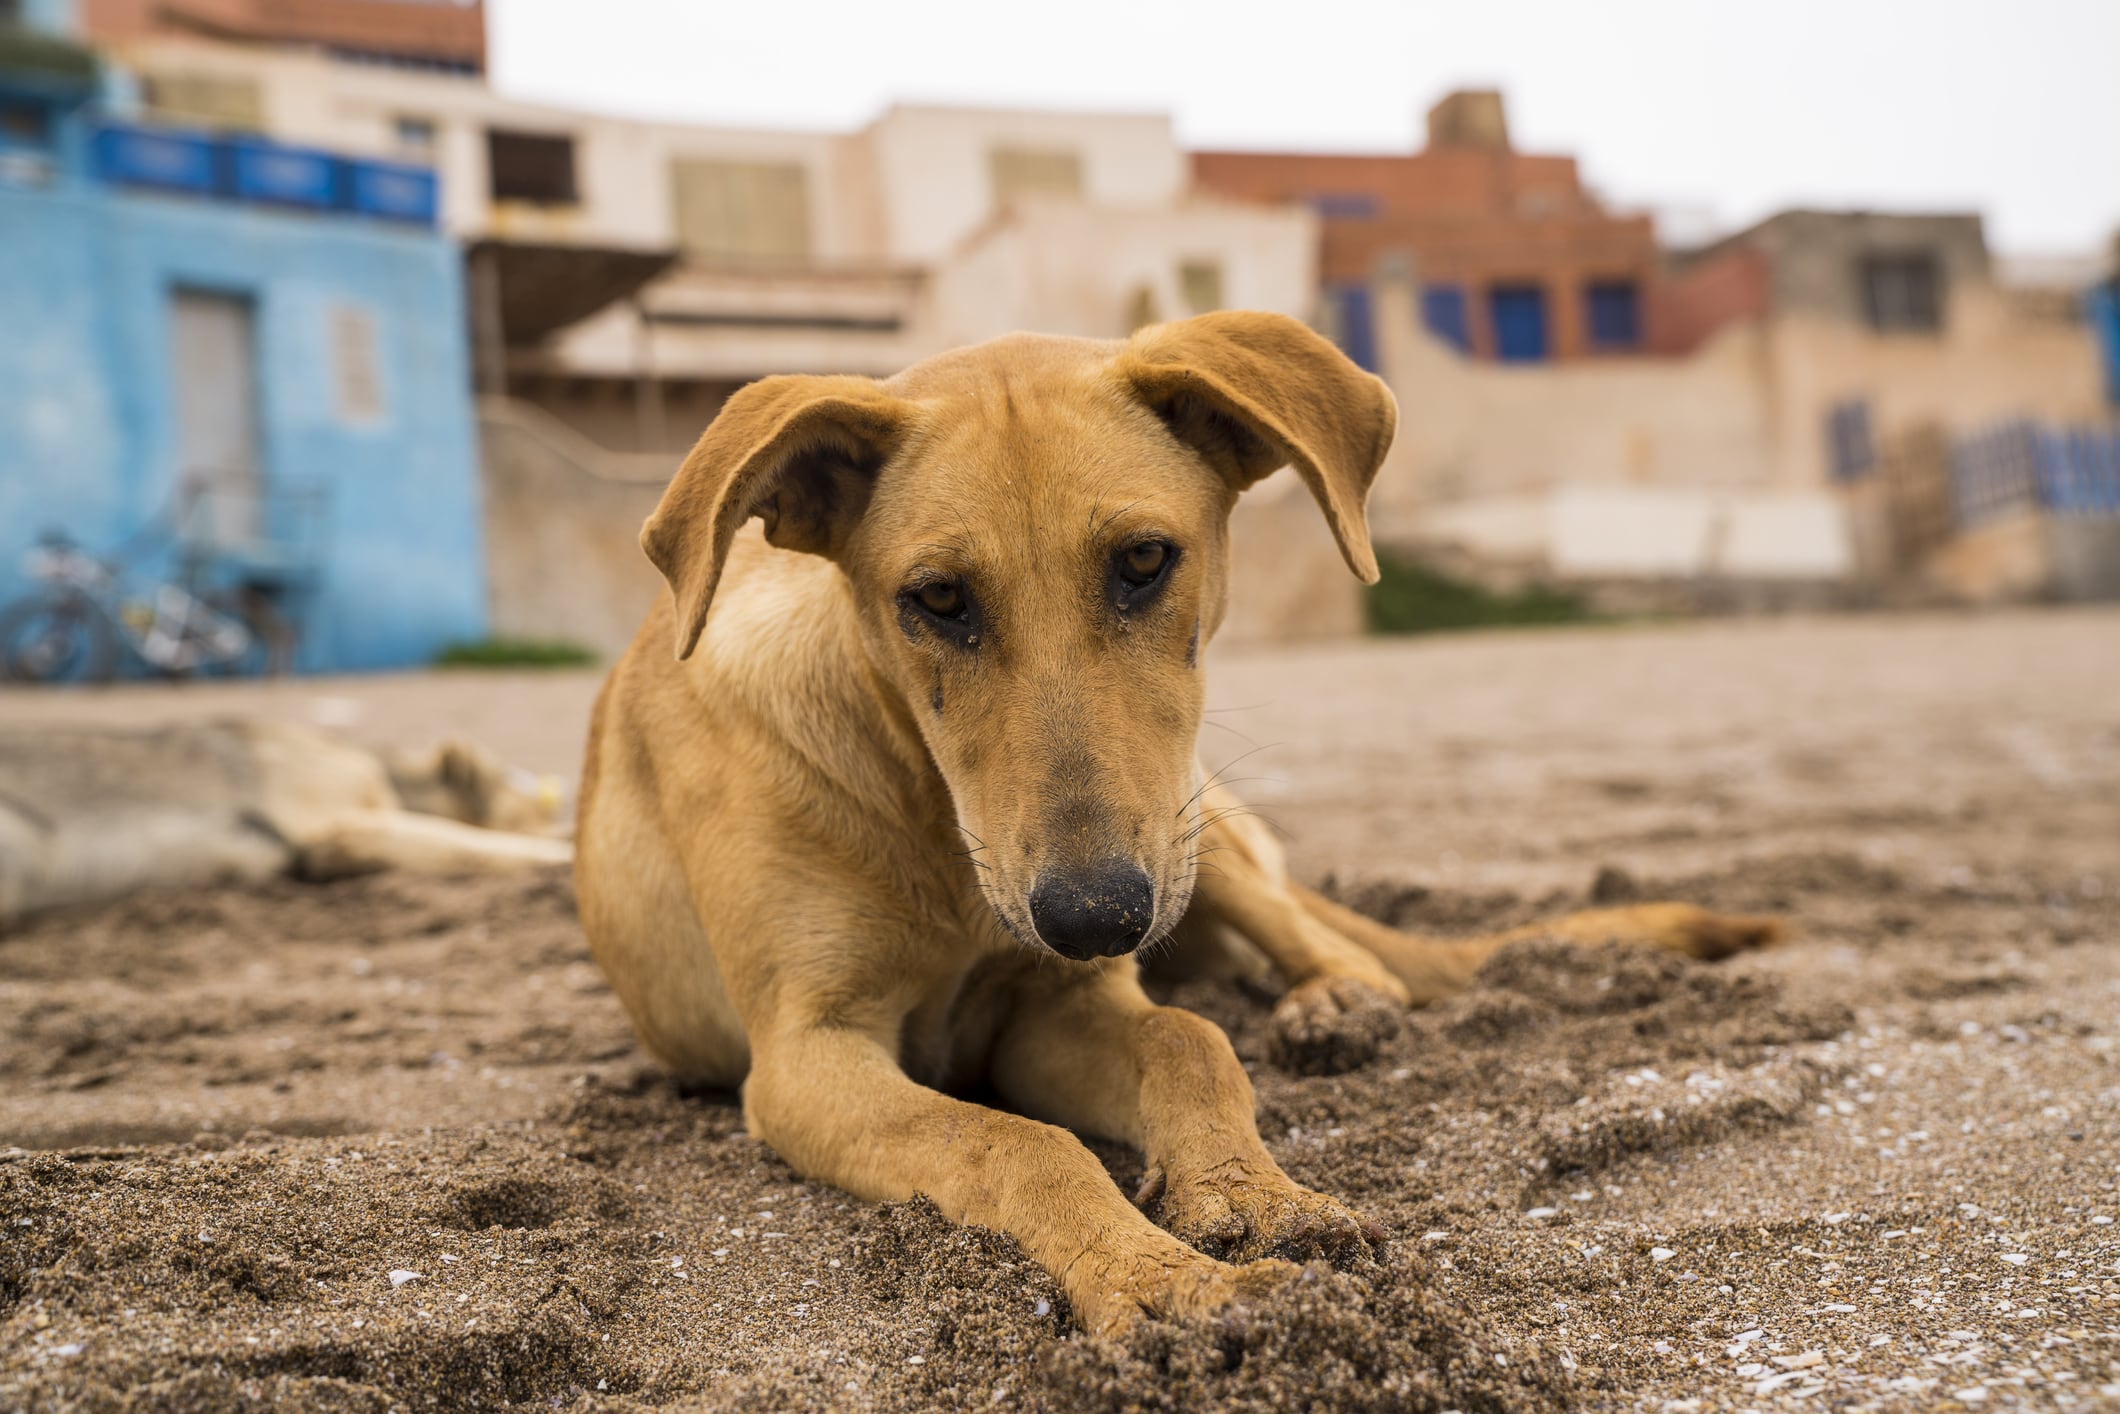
[[642, 374, 909, 659], [1118, 310, 1396, 583]]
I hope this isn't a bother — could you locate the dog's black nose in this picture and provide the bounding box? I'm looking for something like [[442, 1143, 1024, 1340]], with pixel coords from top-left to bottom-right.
[[1029, 861, 1155, 959]]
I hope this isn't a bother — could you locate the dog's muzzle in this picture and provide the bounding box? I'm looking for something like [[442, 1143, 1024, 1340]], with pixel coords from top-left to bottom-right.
[[1027, 859, 1155, 960]]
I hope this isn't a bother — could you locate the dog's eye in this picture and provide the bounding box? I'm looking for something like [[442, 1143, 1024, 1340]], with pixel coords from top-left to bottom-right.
[[1118, 541, 1171, 588], [915, 581, 966, 618]]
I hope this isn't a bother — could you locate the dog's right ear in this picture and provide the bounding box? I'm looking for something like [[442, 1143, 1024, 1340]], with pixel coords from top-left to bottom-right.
[[642, 374, 909, 659]]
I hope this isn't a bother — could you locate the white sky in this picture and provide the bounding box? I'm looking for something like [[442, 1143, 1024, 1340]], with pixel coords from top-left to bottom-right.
[[489, 0, 2120, 256]]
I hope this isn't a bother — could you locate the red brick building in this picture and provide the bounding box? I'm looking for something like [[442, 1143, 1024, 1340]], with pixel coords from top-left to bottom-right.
[[1192, 91, 1662, 365], [77, 0, 486, 72]]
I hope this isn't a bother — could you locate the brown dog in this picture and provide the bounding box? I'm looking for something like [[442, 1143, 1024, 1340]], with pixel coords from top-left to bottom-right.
[[575, 311, 1777, 1333]]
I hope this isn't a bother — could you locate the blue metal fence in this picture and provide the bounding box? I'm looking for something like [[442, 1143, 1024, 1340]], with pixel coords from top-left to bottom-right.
[[1951, 420, 2120, 527], [88, 122, 438, 226]]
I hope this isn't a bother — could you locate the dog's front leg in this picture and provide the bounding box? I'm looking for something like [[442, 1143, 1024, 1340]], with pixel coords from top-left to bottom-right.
[[988, 967, 1383, 1266], [742, 1019, 1289, 1335]]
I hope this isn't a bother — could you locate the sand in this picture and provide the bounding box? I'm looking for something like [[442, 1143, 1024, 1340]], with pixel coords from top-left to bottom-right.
[[3, 609, 2118, 1411]]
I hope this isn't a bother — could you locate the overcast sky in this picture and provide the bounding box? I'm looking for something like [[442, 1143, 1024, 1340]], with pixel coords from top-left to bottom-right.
[[490, 0, 2119, 257]]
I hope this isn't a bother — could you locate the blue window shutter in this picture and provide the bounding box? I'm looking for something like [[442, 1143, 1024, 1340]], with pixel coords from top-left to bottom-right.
[[1309, 193, 1378, 219], [1420, 284, 1470, 353], [1585, 280, 1641, 349], [1826, 400, 1874, 482], [1328, 283, 1378, 372], [1489, 285, 1548, 362]]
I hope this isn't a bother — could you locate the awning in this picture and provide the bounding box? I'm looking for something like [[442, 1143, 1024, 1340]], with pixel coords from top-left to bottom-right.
[[0, 27, 100, 91], [469, 239, 679, 342]]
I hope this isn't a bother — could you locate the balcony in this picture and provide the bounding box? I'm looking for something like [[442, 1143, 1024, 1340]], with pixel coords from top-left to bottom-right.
[[88, 122, 438, 227]]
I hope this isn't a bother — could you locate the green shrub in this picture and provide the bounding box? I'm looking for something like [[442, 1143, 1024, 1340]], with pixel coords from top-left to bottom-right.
[[1365, 552, 1593, 635], [434, 637, 599, 669]]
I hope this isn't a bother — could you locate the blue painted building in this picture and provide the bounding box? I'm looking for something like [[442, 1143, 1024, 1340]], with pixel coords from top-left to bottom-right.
[[0, 20, 486, 674]]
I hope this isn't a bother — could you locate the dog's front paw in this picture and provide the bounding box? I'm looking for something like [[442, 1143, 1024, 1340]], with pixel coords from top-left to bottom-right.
[[1072, 1246, 1297, 1338], [1139, 1160, 1385, 1267], [1268, 974, 1401, 1075]]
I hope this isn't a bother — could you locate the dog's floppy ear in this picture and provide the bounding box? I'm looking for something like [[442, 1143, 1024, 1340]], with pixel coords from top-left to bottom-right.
[[1118, 310, 1396, 583], [642, 374, 908, 659]]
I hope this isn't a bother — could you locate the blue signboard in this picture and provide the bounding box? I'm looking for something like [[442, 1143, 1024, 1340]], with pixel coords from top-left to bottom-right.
[[226, 138, 338, 210], [346, 159, 439, 225], [91, 124, 216, 197]]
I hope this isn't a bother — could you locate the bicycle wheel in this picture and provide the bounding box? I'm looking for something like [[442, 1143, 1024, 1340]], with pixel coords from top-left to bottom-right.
[[192, 592, 281, 679], [0, 596, 117, 684]]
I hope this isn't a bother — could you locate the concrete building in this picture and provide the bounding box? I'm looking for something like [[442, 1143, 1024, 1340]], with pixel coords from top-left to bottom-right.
[[1193, 90, 1662, 366], [1347, 195, 2109, 601], [98, 39, 1316, 450], [89, 35, 1341, 652], [1187, 92, 2110, 607], [0, 17, 487, 674]]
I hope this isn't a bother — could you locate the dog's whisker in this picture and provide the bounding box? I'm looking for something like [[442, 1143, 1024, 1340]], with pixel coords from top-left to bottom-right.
[[1173, 803, 1261, 848], [1174, 774, 1281, 805], [1174, 742, 1285, 819], [1198, 718, 1264, 748]]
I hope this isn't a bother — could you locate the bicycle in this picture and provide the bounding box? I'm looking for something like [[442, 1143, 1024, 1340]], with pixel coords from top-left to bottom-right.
[[0, 529, 286, 684]]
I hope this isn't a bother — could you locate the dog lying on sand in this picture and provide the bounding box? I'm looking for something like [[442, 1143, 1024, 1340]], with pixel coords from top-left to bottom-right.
[[0, 720, 570, 928], [575, 310, 1782, 1333]]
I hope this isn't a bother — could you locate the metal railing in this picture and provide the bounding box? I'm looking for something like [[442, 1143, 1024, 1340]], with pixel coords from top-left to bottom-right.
[[1951, 420, 2120, 527]]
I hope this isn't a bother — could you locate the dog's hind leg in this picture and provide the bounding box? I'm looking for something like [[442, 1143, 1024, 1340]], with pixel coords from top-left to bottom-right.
[[1181, 783, 1781, 1073], [1291, 885, 1783, 1003], [1179, 791, 1413, 1074]]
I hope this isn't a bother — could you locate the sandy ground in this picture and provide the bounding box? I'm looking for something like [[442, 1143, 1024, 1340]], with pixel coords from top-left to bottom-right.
[[2, 608, 2118, 1412]]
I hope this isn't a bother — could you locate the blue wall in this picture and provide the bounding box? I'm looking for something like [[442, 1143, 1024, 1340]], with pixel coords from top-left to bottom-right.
[[20, 0, 77, 35], [0, 182, 487, 672]]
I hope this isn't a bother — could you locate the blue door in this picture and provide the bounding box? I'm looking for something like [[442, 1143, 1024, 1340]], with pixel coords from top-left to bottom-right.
[[1488, 284, 1549, 362]]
